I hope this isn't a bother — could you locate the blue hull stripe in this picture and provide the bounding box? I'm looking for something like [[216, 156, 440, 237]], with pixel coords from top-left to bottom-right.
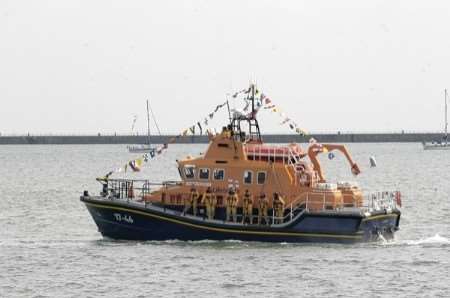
[[85, 202, 364, 240], [361, 214, 399, 221]]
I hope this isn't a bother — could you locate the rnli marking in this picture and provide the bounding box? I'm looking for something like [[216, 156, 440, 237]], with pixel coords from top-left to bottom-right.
[[113, 213, 134, 224]]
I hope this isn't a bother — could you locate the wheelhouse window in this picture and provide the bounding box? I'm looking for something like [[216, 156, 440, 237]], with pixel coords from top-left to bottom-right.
[[257, 171, 266, 184], [199, 168, 210, 180], [244, 170, 253, 184], [213, 169, 225, 180], [184, 165, 196, 179]]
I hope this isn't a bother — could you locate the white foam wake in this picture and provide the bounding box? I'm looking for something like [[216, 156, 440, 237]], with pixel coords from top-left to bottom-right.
[[406, 234, 450, 245]]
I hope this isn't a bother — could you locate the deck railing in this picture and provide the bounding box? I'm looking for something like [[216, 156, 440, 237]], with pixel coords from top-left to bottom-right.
[[299, 191, 401, 212], [363, 191, 400, 212], [99, 178, 181, 201], [97, 178, 400, 226]]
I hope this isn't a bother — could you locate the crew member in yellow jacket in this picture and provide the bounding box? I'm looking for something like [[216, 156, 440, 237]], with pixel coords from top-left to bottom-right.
[[201, 187, 216, 220], [242, 189, 253, 224], [184, 187, 199, 216], [226, 187, 239, 222], [258, 193, 269, 225], [273, 192, 285, 224]]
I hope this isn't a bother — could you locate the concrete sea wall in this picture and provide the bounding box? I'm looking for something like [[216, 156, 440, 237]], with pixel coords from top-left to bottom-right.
[[0, 133, 443, 144]]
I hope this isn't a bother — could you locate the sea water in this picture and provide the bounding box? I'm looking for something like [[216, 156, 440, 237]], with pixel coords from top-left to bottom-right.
[[0, 143, 449, 297]]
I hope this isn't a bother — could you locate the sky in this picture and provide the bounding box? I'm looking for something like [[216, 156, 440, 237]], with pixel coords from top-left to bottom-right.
[[1, 0, 450, 135]]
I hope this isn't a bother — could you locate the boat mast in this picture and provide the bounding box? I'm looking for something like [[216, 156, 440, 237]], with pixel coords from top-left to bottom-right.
[[148, 100, 162, 136], [230, 84, 262, 143], [247, 84, 262, 141], [445, 89, 448, 143], [146, 100, 151, 146]]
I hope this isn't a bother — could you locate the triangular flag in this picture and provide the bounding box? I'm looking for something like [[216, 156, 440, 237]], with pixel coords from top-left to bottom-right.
[[129, 159, 143, 172]]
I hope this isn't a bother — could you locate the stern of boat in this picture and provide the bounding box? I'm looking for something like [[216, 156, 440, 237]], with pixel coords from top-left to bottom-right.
[[357, 191, 401, 241]]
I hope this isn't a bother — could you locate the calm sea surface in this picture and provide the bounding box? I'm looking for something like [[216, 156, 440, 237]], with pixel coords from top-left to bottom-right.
[[0, 143, 449, 297]]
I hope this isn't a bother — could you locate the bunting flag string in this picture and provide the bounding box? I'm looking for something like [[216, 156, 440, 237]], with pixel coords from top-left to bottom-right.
[[104, 100, 230, 178], [104, 87, 309, 178], [233, 86, 308, 137], [180, 100, 228, 137]]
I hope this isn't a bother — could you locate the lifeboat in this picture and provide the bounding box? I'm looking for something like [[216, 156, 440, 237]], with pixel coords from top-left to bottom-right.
[[80, 84, 401, 243]]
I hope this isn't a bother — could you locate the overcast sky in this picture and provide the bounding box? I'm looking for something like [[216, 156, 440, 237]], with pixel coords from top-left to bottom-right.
[[1, 0, 450, 135]]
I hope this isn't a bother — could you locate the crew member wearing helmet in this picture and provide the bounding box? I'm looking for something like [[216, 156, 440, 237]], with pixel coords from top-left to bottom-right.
[[185, 187, 199, 216], [273, 192, 285, 224], [201, 187, 216, 220], [258, 193, 269, 225], [242, 189, 254, 224], [226, 187, 239, 222]]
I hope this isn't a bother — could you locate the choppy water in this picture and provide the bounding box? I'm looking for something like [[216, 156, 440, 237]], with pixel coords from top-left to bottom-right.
[[0, 143, 449, 297]]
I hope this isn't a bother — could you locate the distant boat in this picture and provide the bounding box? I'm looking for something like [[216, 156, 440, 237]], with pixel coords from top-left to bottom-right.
[[127, 100, 159, 154], [423, 89, 450, 150], [127, 144, 156, 154]]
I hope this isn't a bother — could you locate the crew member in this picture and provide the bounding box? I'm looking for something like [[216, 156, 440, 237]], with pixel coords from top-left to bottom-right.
[[258, 193, 269, 225], [127, 181, 135, 198], [226, 187, 239, 222], [273, 192, 285, 224], [201, 187, 216, 220], [222, 126, 231, 138], [101, 181, 108, 197], [211, 188, 217, 218], [242, 189, 253, 224], [184, 187, 199, 216]]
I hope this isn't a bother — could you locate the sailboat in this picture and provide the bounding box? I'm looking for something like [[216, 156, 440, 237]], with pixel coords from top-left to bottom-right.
[[127, 100, 159, 153], [423, 89, 450, 150]]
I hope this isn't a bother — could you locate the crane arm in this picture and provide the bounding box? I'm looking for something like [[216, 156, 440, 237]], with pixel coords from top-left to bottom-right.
[[307, 143, 361, 183]]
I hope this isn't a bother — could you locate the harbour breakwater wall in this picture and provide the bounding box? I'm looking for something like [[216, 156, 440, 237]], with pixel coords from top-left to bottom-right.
[[0, 133, 443, 144]]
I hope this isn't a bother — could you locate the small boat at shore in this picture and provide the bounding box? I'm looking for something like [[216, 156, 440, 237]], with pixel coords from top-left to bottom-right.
[[81, 85, 401, 243], [423, 89, 450, 150]]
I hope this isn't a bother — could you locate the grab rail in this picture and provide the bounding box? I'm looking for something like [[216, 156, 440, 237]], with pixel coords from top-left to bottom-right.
[[98, 178, 183, 201], [98, 178, 400, 226]]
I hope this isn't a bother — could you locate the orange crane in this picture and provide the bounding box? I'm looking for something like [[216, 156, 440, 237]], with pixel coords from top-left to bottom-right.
[[307, 143, 361, 183]]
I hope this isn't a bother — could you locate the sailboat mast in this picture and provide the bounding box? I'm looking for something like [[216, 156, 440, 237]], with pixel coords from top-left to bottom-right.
[[146, 100, 151, 146], [445, 89, 448, 141]]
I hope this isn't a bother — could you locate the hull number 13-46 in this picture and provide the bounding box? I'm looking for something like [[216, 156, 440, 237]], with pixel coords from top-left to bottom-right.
[[113, 213, 134, 224]]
